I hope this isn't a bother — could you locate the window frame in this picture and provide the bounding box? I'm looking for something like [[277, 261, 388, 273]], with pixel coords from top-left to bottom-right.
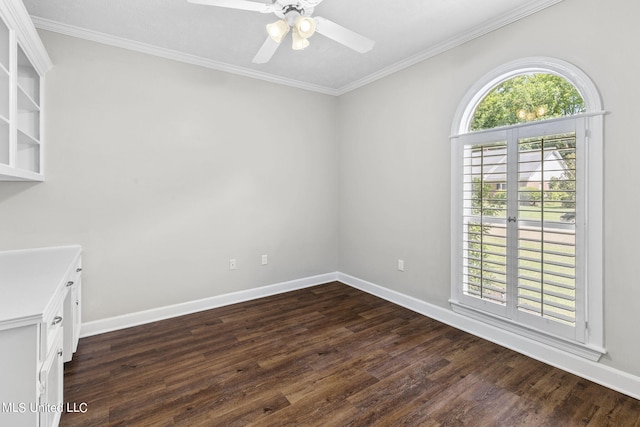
[[450, 58, 605, 360]]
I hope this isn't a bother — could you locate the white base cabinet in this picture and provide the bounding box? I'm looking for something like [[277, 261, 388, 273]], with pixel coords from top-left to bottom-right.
[[0, 246, 82, 427]]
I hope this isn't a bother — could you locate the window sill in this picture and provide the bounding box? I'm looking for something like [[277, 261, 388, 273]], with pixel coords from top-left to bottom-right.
[[450, 300, 606, 361]]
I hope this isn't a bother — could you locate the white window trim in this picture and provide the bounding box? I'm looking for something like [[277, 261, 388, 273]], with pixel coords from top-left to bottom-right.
[[450, 57, 605, 360]]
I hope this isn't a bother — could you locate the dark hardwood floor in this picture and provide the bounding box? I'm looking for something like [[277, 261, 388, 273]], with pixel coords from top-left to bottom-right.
[[61, 282, 639, 426]]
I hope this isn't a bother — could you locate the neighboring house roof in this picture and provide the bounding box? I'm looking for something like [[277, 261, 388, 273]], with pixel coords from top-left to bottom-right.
[[469, 147, 568, 184]]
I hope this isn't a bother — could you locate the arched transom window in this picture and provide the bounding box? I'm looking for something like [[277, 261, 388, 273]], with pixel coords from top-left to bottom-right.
[[470, 73, 585, 131]]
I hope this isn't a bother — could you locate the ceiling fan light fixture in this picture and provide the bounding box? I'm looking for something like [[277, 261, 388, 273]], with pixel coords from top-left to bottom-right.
[[294, 16, 316, 39], [266, 19, 289, 43], [291, 27, 310, 50], [188, 0, 376, 63]]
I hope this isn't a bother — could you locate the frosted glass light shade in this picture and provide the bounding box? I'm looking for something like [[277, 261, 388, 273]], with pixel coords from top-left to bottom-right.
[[295, 16, 316, 39], [266, 19, 289, 43], [292, 28, 310, 50]]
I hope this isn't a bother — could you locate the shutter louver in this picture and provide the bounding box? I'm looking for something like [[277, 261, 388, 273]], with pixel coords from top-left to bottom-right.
[[462, 142, 508, 307], [517, 134, 577, 326]]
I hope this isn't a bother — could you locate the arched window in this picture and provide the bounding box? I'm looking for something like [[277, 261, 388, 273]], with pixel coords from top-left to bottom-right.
[[450, 58, 604, 360], [470, 73, 585, 131]]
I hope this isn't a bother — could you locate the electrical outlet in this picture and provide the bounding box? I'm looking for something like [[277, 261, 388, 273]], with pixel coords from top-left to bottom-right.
[[261, 254, 268, 265], [398, 259, 405, 272], [229, 259, 237, 270]]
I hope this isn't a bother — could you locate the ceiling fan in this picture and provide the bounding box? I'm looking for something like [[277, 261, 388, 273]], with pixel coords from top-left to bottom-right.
[[187, 0, 375, 64]]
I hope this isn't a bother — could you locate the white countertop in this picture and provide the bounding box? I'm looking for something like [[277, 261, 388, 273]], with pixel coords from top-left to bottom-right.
[[0, 245, 81, 328]]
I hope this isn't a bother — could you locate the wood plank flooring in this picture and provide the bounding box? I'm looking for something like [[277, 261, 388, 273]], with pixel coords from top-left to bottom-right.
[[61, 282, 639, 426]]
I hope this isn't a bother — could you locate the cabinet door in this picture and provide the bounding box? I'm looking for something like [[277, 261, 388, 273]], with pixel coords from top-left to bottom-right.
[[0, 324, 39, 427], [39, 331, 63, 427], [63, 264, 81, 362], [72, 274, 81, 352]]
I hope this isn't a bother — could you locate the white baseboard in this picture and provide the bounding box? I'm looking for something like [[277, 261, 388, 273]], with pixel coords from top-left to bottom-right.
[[337, 272, 640, 400], [80, 272, 338, 338], [79, 270, 640, 400]]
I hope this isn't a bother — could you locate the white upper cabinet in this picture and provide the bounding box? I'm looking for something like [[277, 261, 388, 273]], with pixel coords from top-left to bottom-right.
[[0, 0, 52, 181]]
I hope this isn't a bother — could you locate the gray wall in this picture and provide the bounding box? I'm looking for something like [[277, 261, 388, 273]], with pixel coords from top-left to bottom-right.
[[338, 0, 640, 376], [0, 0, 637, 379], [0, 32, 339, 322]]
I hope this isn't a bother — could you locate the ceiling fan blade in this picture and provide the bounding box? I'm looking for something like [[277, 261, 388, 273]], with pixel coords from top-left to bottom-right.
[[313, 17, 375, 53], [252, 36, 281, 64], [187, 0, 273, 13]]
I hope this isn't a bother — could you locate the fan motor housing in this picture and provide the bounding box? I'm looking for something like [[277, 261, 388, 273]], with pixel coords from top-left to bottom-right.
[[273, 0, 315, 19]]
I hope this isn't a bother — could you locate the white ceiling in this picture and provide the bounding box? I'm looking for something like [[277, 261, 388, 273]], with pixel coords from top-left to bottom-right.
[[23, 0, 563, 95]]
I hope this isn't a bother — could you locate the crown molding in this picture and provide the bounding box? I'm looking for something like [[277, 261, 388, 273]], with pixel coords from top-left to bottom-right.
[[30, 16, 340, 96], [334, 0, 564, 95], [30, 0, 563, 97]]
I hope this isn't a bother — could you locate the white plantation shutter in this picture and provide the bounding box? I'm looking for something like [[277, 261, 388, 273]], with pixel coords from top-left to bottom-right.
[[461, 134, 509, 318], [515, 129, 580, 340], [454, 117, 586, 343]]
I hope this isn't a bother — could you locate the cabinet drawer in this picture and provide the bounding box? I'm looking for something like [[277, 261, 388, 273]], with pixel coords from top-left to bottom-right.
[[41, 304, 64, 361], [65, 259, 82, 289], [41, 254, 81, 361]]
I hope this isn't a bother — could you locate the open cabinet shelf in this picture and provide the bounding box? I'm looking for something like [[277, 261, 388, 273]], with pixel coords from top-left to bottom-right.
[[0, 0, 51, 181]]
